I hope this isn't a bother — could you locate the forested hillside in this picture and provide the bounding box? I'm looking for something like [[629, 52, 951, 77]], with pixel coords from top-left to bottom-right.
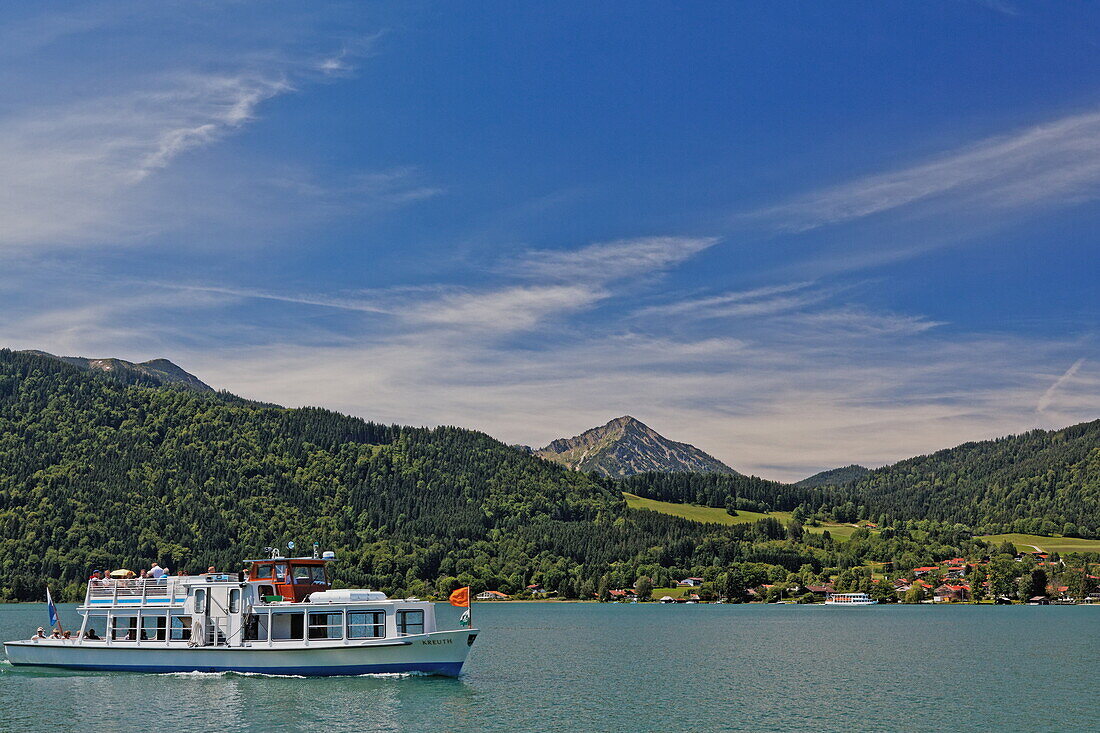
[[619, 425, 1100, 538], [847, 422, 1100, 538], [0, 350, 837, 602], [619, 471, 837, 514], [795, 465, 870, 488]]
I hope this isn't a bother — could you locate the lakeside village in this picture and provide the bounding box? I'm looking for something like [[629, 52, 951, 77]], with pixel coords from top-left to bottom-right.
[[474, 546, 1100, 606]]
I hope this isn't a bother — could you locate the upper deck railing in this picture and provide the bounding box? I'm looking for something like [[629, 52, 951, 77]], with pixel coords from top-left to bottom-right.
[[84, 578, 186, 607]]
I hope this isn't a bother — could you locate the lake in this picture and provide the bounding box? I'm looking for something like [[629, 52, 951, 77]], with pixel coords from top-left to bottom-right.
[[1, 602, 1096, 732]]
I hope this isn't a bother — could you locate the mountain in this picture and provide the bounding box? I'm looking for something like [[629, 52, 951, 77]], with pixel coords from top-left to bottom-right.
[[795, 465, 870, 488], [534, 416, 738, 478], [18, 350, 213, 391]]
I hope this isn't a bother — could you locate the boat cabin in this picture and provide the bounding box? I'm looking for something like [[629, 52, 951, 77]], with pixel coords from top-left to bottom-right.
[[246, 557, 331, 602], [76, 569, 440, 649]]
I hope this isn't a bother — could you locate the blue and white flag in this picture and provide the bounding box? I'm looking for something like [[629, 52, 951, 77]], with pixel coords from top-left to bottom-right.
[[46, 588, 59, 630]]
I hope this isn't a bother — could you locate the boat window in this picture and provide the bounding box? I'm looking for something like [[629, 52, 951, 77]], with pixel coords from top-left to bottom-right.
[[141, 615, 167, 641], [310, 565, 328, 584], [245, 614, 268, 641], [293, 565, 313, 584], [397, 610, 424, 636], [270, 612, 304, 640], [84, 615, 107, 640], [255, 564, 273, 580], [169, 616, 192, 641], [274, 563, 288, 582], [111, 616, 138, 641], [229, 589, 241, 614], [347, 611, 385, 639], [307, 612, 343, 640]]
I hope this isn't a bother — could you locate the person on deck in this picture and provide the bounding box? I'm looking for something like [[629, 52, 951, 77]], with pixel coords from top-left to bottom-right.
[[33, 627, 45, 639], [83, 628, 99, 640], [149, 563, 165, 579]]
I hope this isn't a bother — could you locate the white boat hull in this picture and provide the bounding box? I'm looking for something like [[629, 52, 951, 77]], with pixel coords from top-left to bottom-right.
[[4, 629, 475, 677]]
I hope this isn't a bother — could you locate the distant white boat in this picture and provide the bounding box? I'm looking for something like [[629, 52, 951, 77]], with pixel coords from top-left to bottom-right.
[[825, 592, 877, 606]]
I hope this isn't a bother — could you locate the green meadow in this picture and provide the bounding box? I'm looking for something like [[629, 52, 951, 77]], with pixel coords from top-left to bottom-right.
[[977, 533, 1100, 554], [622, 492, 865, 541]]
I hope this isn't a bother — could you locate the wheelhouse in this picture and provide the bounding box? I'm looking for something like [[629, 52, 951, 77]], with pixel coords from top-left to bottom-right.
[[247, 557, 331, 603]]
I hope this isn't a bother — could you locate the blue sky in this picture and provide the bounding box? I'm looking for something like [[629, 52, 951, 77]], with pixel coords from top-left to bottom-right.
[[2, 1, 1098, 480]]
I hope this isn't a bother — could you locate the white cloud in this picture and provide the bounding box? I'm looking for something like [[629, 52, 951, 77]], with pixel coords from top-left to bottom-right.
[[0, 73, 292, 248], [754, 109, 1100, 233], [1036, 357, 1086, 413], [405, 285, 605, 332], [516, 236, 718, 282], [634, 281, 818, 319]]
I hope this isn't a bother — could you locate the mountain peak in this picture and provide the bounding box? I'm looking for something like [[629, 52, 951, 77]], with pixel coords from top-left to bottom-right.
[[535, 416, 738, 478], [18, 351, 214, 392]]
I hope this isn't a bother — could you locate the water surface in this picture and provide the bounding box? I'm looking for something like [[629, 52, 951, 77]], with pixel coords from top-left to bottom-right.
[[2, 602, 1096, 732]]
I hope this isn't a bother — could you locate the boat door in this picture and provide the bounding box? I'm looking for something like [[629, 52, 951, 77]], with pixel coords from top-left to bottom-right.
[[203, 584, 236, 646], [189, 587, 208, 646], [224, 587, 243, 645]]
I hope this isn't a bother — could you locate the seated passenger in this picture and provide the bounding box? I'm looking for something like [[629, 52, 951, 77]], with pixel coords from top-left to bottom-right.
[[84, 628, 100, 640], [50, 629, 62, 639], [33, 627, 45, 639], [149, 563, 165, 579]]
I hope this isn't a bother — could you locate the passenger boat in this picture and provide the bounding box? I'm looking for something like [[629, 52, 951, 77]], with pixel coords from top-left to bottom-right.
[[824, 592, 877, 606], [3, 551, 477, 677]]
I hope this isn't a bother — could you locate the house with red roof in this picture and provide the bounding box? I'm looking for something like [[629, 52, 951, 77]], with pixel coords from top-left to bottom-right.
[[912, 566, 939, 578], [608, 589, 637, 600], [933, 584, 970, 603]]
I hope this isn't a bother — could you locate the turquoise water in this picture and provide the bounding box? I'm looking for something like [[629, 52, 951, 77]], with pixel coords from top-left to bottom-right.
[[1, 602, 1096, 732]]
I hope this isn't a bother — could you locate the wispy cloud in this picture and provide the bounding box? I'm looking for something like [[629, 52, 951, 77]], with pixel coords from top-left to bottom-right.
[[0, 12, 392, 252], [634, 281, 817, 319], [404, 285, 605, 332], [160, 235, 717, 336], [266, 167, 443, 209], [753, 109, 1100, 233], [1036, 357, 1086, 412], [516, 236, 718, 282]]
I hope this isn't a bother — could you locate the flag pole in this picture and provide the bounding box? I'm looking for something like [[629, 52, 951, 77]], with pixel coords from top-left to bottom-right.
[[47, 587, 64, 635]]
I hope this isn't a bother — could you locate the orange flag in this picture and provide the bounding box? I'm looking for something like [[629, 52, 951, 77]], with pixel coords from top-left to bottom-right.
[[448, 586, 470, 607]]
